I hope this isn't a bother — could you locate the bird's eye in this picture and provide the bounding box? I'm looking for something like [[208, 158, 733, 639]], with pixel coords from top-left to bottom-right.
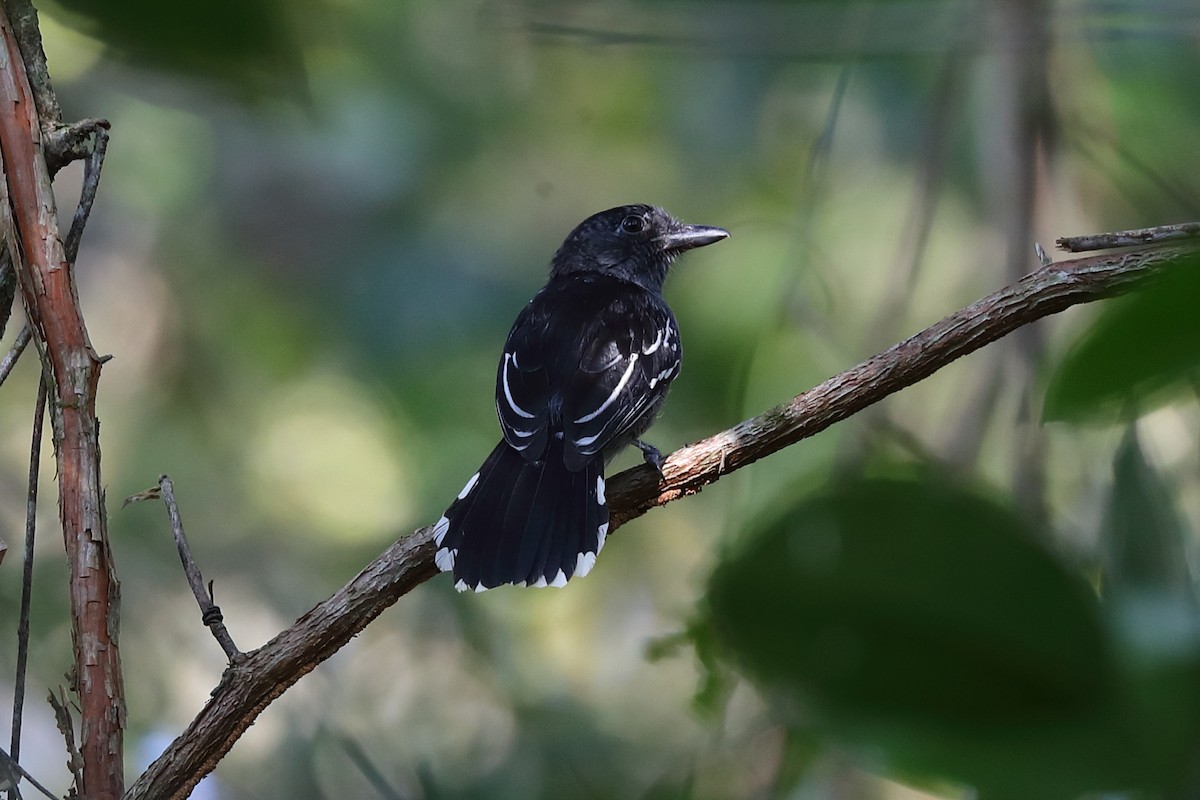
[[619, 215, 646, 234]]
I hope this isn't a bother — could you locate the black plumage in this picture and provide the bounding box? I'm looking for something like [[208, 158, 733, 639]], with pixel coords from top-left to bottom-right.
[[434, 205, 728, 591]]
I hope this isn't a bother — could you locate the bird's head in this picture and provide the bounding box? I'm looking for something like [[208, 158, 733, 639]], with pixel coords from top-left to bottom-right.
[[550, 204, 728, 291]]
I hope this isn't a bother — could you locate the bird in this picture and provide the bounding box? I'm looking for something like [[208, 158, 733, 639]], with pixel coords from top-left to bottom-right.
[[433, 204, 729, 592]]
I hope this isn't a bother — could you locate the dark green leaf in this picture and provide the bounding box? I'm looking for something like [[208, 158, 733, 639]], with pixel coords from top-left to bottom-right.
[[1043, 259, 1200, 423], [45, 0, 306, 96], [705, 473, 1145, 797]]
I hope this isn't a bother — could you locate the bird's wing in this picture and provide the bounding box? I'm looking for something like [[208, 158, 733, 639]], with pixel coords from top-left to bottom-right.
[[496, 279, 681, 470], [561, 299, 680, 471], [495, 294, 554, 460]]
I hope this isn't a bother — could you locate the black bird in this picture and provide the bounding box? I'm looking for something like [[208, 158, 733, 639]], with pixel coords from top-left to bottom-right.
[[433, 205, 729, 591]]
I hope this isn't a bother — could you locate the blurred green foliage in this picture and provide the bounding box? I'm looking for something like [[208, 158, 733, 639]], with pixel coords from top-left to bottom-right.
[[42, 0, 305, 96], [1044, 259, 1200, 423], [705, 466, 1200, 798], [0, 1, 1197, 798]]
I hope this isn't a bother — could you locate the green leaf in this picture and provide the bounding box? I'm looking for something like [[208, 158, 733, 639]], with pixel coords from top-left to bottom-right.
[[705, 473, 1145, 798], [1043, 258, 1200, 423], [45, 0, 306, 96]]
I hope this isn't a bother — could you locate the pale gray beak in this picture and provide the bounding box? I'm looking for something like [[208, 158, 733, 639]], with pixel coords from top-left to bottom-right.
[[661, 224, 730, 252]]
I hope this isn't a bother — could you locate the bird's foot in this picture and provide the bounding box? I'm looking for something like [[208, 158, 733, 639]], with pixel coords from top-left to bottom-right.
[[633, 439, 666, 473]]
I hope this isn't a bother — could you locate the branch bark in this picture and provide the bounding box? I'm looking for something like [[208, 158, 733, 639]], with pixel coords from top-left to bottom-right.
[[0, 5, 124, 800], [126, 242, 1198, 800], [2, 0, 57, 129], [1057, 221, 1200, 253]]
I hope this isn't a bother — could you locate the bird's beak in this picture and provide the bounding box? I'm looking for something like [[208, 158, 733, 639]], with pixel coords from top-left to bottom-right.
[[661, 224, 730, 252]]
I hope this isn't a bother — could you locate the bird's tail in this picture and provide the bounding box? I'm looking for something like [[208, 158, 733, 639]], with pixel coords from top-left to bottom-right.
[[433, 439, 609, 592]]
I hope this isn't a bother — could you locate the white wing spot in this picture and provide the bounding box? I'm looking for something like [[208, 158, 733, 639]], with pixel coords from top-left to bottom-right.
[[502, 353, 536, 419], [575, 431, 603, 448], [596, 522, 609, 554], [596, 475, 606, 505], [642, 329, 664, 355], [575, 550, 597, 578], [574, 354, 639, 424], [473, 582, 489, 594], [550, 569, 568, 588], [528, 574, 549, 588], [457, 472, 480, 500], [453, 578, 470, 593]]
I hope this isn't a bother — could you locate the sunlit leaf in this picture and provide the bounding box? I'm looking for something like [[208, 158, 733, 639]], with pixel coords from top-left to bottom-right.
[[1043, 259, 1200, 423], [1101, 425, 1195, 602]]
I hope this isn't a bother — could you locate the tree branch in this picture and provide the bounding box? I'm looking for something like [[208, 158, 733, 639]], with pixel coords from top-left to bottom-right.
[[0, 119, 108, 390], [2, 0, 57, 129], [0, 0, 107, 173], [126, 242, 1199, 800], [0, 743, 60, 800], [156, 475, 244, 662], [1056, 221, 1200, 253], [0, 309, 29, 387], [0, 5, 124, 799]]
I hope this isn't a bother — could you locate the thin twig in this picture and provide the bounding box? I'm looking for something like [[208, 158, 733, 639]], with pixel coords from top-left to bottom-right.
[[62, 124, 107, 262], [0, 745, 57, 800], [0, 325, 29, 388], [1057, 222, 1200, 253], [335, 733, 407, 800], [7, 381, 45, 800], [47, 688, 82, 794], [0, 757, 18, 800], [126, 241, 1200, 800], [156, 475, 243, 662]]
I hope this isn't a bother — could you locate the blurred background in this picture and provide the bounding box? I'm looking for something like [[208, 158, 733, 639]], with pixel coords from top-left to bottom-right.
[[1, 0, 1199, 797]]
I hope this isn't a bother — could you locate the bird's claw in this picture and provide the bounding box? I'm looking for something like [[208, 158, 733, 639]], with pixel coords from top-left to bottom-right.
[[633, 439, 665, 473]]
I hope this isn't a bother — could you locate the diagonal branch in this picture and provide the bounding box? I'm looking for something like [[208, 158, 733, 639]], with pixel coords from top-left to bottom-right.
[[126, 242, 1198, 800], [0, 743, 59, 800]]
